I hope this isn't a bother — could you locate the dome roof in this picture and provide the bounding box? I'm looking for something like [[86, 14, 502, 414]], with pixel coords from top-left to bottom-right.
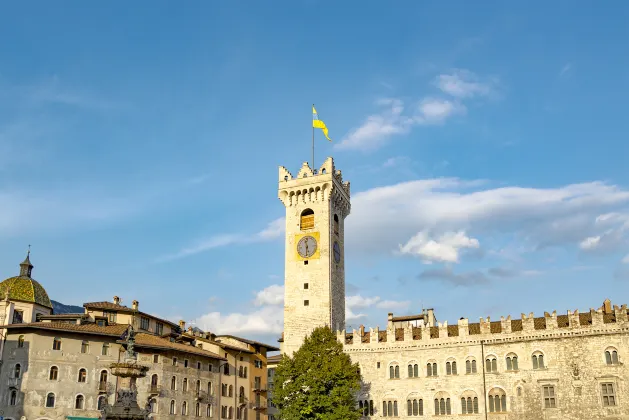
[[0, 275, 53, 309]]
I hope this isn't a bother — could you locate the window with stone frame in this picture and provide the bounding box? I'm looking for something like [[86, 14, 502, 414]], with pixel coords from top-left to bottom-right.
[[389, 363, 400, 379], [406, 397, 423, 416], [14, 363, 21, 378], [542, 385, 556, 408], [78, 368, 87, 383], [426, 361, 438, 376], [183, 378, 188, 392], [488, 388, 507, 412], [18, 335, 25, 348], [465, 358, 477, 374], [506, 353, 519, 371], [156, 322, 164, 335], [10, 389, 17, 406], [104, 311, 117, 323], [102, 343, 110, 356], [49, 366, 59, 380], [81, 340, 89, 354], [52, 337, 61, 350], [46, 392, 55, 407], [140, 316, 150, 331], [358, 399, 374, 416], [605, 348, 619, 365], [381, 400, 399, 417], [434, 395, 451, 416], [182, 401, 188, 415], [75, 395, 85, 409], [300, 209, 315, 230], [170, 400, 176, 415], [532, 352, 545, 369], [601, 383, 617, 407], [12, 310, 23, 324], [171, 376, 177, 390], [408, 362, 419, 378], [485, 356, 498, 373], [460, 392, 479, 414], [446, 359, 457, 375]]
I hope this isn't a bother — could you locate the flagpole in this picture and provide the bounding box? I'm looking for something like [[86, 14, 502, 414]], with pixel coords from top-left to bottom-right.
[[312, 103, 315, 171]]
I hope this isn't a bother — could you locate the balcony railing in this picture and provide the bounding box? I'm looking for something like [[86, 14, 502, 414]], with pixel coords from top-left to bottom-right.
[[238, 396, 248, 406], [252, 402, 266, 410]]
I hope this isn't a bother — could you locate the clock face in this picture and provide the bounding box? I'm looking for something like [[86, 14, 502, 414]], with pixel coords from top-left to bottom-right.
[[333, 241, 341, 263], [297, 235, 318, 258]]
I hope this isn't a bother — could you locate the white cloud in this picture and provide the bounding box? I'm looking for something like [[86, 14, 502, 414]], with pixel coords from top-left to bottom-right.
[[344, 178, 629, 258], [435, 69, 493, 98], [335, 69, 492, 152], [399, 230, 480, 263], [345, 294, 411, 321], [622, 254, 629, 264], [376, 300, 411, 311], [579, 235, 601, 250], [254, 284, 284, 306], [159, 217, 285, 261], [196, 305, 284, 336]]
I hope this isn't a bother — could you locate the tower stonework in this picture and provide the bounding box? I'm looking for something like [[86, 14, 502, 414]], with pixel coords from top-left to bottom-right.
[[278, 157, 350, 356]]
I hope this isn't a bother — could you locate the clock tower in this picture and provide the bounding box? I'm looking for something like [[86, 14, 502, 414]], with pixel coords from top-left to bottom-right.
[[278, 157, 351, 356]]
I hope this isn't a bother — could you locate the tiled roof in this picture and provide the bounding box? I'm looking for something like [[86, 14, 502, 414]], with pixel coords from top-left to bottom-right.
[[187, 334, 255, 354], [391, 314, 425, 322], [40, 313, 86, 318], [214, 334, 280, 351], [395, 328, 404, 341], [83, 302, 178, 328], [490, 321, 502, 333], [267, 354, 282, 364], [6, 322, 128, 336], [133, 333, 225, 360], [0, 276, 52, 309], [447, 325, 459, 337]]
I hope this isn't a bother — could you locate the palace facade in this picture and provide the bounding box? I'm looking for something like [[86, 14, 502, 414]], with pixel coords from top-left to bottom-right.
[[277, 157, 629, 419]]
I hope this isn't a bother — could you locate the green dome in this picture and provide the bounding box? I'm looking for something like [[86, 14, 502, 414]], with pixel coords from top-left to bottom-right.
[[0, 275, 53, 309]]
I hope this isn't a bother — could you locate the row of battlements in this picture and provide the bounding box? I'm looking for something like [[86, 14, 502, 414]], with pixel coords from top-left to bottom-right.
[[278, 157, 350, 197], [339, 300, 629, 346]]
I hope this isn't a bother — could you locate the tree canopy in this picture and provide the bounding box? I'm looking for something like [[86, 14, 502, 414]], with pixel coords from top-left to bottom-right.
[[272, 326, 363, 419]]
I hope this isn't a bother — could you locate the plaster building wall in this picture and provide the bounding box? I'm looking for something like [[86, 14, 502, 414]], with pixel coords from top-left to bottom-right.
[[339, 305, 629, 419]]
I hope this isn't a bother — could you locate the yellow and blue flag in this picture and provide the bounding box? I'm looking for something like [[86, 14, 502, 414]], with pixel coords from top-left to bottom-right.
[[312, 105, 331, 141]]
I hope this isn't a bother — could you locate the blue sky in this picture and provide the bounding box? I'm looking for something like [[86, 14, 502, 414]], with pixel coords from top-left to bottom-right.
[[1, 1, 629, 346]]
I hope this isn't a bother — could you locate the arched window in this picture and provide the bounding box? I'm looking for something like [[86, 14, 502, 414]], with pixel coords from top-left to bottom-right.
[[18, 335, 24, 348], [466, 358, 477, 374], [300, 209, 315, 230], [182, 401, 188, 415], [49, 366, 59, 380], [196, 380, 201, 393], [98, 396, 107, 410], [14, 363, 21, 379], [408, 363, 419, 378], [208, 381, 213, 395], [46, 392, 56, 408], [170, 400, 176, 415], [485, 356, 498, 373], [149, 399, 157, 413], [239, 366, 243, 377], [10, 389, 17, 406], [78, 368, 87, 382], [506, 353, 518, 371], [183, 378, 188, 392], [460, 391, 479, 414], [488, 388, 507, 412], [75, 394, 85, 409], [228, 384, 233, 397], [605, 348, 619, 365], [433, 394, 451, 415], [532, 352, 545, 369], [406, 398, 423, 416], [243, 367, 247, 378], [171, 376, 177, 390], [52, 337, 61, 350], [228, 406, 233, 419], [195, 402, 200, 417], [427, 362, 437, 376], [102, 343, 109, 356], [206, 404, 213, 417], [381, 400, 398, 417], [446, 360, 457, 375], [81, 340, 89, 353], [333, 214, 339, 235], [223, 363, 229, 375]]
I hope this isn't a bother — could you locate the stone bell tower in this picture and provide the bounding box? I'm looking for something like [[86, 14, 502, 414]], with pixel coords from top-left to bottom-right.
[[278, 157, 351, 356]]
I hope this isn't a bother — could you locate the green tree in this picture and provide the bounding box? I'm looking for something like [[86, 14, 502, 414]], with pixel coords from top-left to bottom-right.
[[272, 326, 363, 419]]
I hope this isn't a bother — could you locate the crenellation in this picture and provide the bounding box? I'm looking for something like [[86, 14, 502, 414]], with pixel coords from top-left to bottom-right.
[[278, 165, 293, 182], [592, 308, 604, 327], [502, 315, 512, 334], [458, 317, 469, 337]]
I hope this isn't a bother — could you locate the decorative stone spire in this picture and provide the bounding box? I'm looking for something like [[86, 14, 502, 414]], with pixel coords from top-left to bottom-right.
[[19, 246, 33, 278]]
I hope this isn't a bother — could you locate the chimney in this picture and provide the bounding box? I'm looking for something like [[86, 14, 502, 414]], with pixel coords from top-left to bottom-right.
[[179, 320, 186, 330], [113, 296, 120, 305], [132, 300, 139, 311]]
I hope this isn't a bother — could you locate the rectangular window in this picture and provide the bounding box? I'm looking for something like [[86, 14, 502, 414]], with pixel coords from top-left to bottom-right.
[[104, 311, 117, 323], [304, 300, 309, 306], [156, 322, 164, 335], [602, 383, 616, 406], [543, 385, 556, 408], [12, 310, 24, 324], [197, 362, 202, 369], [140, 316, 150, 330], [184, 359, 189, 368], [304, 283, 309, 289], [153, 355, 159, 363], [173, 357, 178, 366]]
